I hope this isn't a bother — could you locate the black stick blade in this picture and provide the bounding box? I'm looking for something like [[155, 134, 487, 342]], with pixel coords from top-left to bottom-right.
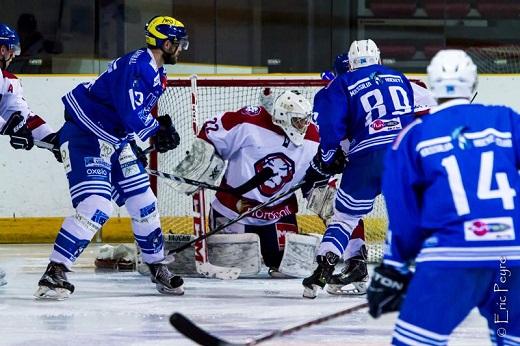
[[170, 313, 241, 346]]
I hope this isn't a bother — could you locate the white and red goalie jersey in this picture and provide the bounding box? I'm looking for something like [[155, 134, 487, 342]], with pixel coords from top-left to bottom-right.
[[0, 68, 54, 139], [198, 105, 320, 226]]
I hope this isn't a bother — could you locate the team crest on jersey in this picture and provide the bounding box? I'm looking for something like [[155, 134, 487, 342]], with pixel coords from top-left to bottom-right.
[[464, 217, 515, 241], [254, 153, 295, 197], [369, 117, 402, 134], [241, 106, 261, 116]]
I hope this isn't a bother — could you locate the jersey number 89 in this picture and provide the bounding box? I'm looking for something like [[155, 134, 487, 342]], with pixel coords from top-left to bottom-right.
[[360, 86, 411, 127]]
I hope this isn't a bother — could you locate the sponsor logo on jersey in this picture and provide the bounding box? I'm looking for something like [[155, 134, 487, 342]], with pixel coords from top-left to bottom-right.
[[99, 141, 115, 160], [84, 157, 111, 169], [368, 117, 402, 134], [86, 168, 108, 177], [91, 209, 109, 226], [122, 162, 140, 178], [464, 217, 515, 241], [254, 153, 295, 197], [241, 106, 261, 116]]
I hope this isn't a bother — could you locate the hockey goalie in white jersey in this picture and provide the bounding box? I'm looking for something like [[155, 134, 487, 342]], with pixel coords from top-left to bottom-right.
[[174, 90, 332, 277]]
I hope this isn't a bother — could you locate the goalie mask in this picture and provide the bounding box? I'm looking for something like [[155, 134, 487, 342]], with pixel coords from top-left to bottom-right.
[[348, 39, 380, 70], [145, 16, 189, 65], [272, 90, 313, 146], [427, 49, 477, 99]]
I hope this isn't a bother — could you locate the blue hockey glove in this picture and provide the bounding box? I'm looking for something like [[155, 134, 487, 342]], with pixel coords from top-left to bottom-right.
[[367, 264, 412, 318]]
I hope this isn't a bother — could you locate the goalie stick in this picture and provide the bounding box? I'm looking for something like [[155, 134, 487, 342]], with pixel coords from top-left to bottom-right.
[[146, 167, 274, 195], [167, 179, 314, 256], [169, 302, 369, 346]]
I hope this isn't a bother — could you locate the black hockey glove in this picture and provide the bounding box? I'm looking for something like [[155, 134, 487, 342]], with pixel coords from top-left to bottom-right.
[[153, 114, 180, 153], [300, 164, 329, 198], [1, 111, 34, 150], [41, 132, 62, 162], [129, 140, 148, 167], [367, 264, 413, 318], [310, 146, 346, 177]]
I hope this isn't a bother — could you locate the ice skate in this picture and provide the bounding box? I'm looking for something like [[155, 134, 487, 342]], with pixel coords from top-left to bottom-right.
[[327, 246, 368, 295], [268, 267, 292, 279], [34, 262, 75, 300], [302, 252, 339, 299], [147, 262, 184, 295], [0, 267, 6, 287]]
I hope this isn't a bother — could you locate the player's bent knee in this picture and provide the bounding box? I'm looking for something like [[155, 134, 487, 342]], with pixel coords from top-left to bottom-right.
[[330, 209, 362, 231], [125, 188, 160, 224], [72, 194, 113, 233]]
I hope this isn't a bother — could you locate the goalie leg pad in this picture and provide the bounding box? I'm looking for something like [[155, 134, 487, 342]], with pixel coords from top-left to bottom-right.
[[136, 233, 262, 278], [278, 233, 321, 278], [208, 233, 262, 277]]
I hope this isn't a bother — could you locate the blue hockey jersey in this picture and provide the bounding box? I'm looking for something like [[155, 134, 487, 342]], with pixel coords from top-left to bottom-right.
[[62, 48, 164, 145], [314, 64, 415, 162], [383, 99, 520, 269]]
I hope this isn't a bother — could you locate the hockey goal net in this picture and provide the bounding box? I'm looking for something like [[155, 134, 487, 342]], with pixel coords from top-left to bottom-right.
[[466, 45, 520, 73], [153, 75, 387, 263]]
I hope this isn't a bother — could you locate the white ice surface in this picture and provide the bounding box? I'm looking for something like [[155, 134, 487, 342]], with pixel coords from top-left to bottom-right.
[[0, 244, 489, 346]]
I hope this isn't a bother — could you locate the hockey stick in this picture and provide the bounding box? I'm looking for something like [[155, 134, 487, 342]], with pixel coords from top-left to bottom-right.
[[140, 143, 274, 195], [167, 179, 311, 256], [34, 139, 54, 150], [146, 167, 274, 195], [170, 302, 369, 346]]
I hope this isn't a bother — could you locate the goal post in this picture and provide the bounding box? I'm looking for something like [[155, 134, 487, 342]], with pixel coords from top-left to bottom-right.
[[151, 75, 387, 263]]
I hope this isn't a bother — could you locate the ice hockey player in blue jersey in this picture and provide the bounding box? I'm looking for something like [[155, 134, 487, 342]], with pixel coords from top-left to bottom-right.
[[320, 52, 350, 81], [302, 39, 416, 298], [367, 50, 520, 346], [34, 16, 188, 300]]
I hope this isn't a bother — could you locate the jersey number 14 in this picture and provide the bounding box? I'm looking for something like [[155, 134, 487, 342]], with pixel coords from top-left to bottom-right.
[[441, 151, 516, 216]]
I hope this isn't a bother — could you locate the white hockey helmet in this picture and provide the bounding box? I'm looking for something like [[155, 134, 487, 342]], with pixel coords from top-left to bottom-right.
[[427, 49, 477, 99], [348, 39, 381, 70], [272, 90, 313, 146]]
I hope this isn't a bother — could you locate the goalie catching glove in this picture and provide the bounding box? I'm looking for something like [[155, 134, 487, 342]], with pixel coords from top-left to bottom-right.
[[367, 264, 413, 318], [170, 138, 225, 194]]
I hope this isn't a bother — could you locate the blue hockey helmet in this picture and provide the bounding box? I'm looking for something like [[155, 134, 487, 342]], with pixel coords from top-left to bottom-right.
[[333, 53, 350, 75], [145, 16, 188, 51], [0, 23, 21, 56]]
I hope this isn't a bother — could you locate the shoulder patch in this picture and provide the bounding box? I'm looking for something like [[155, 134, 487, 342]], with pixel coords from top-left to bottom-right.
[[240, 106, 262, 116], [2, 69, 17, 80], [221, 107, 285, 137]]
